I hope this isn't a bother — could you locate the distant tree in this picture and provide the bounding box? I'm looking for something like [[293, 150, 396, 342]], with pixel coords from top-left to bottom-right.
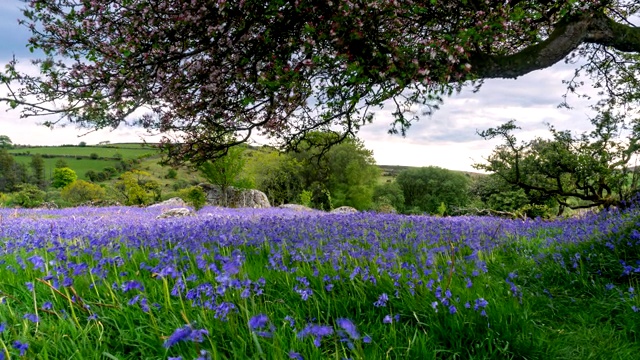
[[288, 132, 379, 210], [29, 154, 46, 189], [54, 159, 68, 168], [61, 180, 106, 205], [475, 112, 640, 213], [0, 135, 12, 149], [198, 145, 246, 207], [0, 149, 17, 192], [250, 151, 304, 206], [115, 170, 153, 205], [373, 182, 406, 213], [396, 166, 470, 215], [52, 167, 78, 189], [89, 152, 99, 160], [78, 141, 87, 147]]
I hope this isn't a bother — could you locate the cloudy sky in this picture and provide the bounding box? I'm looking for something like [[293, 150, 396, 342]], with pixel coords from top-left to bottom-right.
[[0, 0, 600, 172]]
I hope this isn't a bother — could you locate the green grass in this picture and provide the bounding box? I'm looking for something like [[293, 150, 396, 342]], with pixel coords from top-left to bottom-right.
[[7, 144, 157, 158], [11, 156, 123, 181]]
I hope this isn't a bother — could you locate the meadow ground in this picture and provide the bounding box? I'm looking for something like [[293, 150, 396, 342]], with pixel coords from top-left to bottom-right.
[[0, 205, 638, 359]]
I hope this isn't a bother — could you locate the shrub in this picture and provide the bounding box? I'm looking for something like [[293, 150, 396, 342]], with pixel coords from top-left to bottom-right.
[[179, 185, 207, 211], [172, 179, 190, 191], [61, 180, 106, 205], [165, 168, 178, 179], [52, 167, 78, 189], [90, 153, 99, 160], [10, 184, 46, 208]]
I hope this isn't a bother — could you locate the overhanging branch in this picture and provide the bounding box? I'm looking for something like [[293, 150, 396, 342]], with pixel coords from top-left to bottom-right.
[[469, 12, 640, 79]]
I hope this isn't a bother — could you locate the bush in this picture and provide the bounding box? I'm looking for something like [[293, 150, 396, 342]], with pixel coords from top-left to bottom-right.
[[179, 186, 207, 211], [10, 184, 46, 208], [61, 180, 106, 205], [165, 168, 178, 179], [52, 167, 78, 189], [172, 179, 190, 191], [90, 153, 99, 160]]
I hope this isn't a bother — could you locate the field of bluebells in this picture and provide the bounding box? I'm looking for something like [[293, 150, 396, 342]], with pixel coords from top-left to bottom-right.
[[0, 205, 639, 359]]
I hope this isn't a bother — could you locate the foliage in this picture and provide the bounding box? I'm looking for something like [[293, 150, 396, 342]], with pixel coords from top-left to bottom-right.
[[288, 133, 379, 210], [60, 180, 106, 205], [373, 182, 406, 213], [6, 2, 640, 163], [298, 190, 313, 208], [0, 149, 18, 192], [115, 170, 154, 206], [179, 186, 207, 211], [51, 167, 78, 189], [475, 112, 640, 212], [54, 159, 68, 168], [198, 145, 247, 207], [29, 154, 46, 189], [0, 135, 12, 149], [248, 150, 305, 206], [9, 184, 46, 208], [78, 141, 87, 147], [396, 166, 470, 215], [468, 174, 557, 219], [165, 168, 178, 179]]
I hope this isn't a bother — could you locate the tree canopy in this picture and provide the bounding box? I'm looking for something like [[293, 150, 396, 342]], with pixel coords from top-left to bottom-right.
[[2, 1, 640, 162]]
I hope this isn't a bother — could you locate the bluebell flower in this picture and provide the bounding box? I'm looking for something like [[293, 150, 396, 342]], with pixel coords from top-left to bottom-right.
[[383, 315, 393, 324], [289, 351, 304, 360], [121, 280, 144, 292], [0, 322, 6, 332], [23, 314, 39, 323], [297, 324, 334, 347], [284, 315, 296, 328], [605, 283, 615, 290], [336, 318, 359, 340], [374, 293, 388, 307], [13, 341, 28, 356], [25, 282, 34, 292], [449, 305, 457, 314], [249, 314, 269, 330], [363, 335, 372, 343]]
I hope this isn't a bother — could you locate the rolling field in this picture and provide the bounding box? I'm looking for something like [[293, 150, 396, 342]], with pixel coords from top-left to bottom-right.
[[7, 144, 157, 158], [0, 206, 638, 359]]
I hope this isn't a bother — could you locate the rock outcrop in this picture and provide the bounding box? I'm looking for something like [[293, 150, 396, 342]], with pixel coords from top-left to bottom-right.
[[156, 207, 193, 219], [330, 206, 358, 214], [148, 197, 187, 209], [278, 204, 317, 212], [199, 184, 271, 208]]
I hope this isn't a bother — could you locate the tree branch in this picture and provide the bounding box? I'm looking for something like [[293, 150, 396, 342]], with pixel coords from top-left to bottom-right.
[[469, 12, 640, 79]]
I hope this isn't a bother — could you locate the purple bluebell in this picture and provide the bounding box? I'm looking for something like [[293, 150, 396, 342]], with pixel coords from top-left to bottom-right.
[[374, 293, 389, 307], [336, 318, 359, 340], [289, 351, 304, 360], [13, 341, 28, 356], [23, 314, 39, 323]]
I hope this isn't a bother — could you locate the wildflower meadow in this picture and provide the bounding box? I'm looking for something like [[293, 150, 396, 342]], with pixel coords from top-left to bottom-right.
[[0, 205, 638, 359]]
